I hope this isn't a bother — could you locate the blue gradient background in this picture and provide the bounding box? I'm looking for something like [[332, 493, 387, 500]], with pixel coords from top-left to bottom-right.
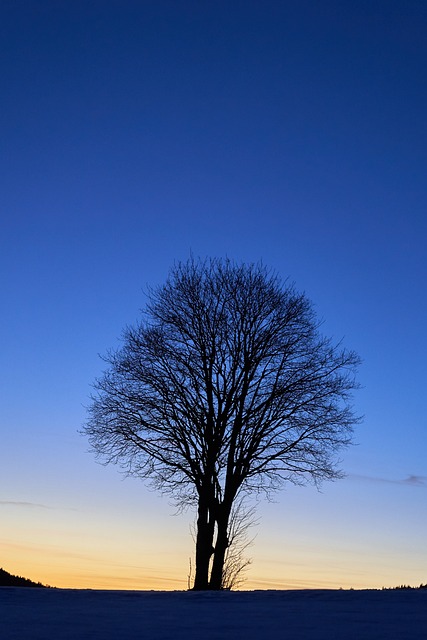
[[1, 1, 426, 589]]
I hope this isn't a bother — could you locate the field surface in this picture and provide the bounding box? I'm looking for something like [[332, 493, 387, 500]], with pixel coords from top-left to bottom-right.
[[1, 588, 426, 639]]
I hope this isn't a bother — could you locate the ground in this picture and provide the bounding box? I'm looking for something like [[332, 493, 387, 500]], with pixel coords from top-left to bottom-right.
[[1, 588, 426, 639]]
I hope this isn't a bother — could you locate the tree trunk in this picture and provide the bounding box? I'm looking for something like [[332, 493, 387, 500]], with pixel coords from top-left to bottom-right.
[[192, 500, 215, 590], [209, 514, 229, 590]]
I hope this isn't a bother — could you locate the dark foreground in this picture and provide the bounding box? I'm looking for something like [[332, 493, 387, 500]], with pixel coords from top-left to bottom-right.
[[1, 587, 426, 639]]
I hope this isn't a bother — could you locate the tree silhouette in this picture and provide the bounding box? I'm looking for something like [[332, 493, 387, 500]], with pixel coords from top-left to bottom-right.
[[220, 498, 257, 590], [0, 567, 47, 588], [84, 257, 360, 590]]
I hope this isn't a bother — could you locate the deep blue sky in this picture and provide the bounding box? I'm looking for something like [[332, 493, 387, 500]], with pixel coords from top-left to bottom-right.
[[1, 1, 426, 589]]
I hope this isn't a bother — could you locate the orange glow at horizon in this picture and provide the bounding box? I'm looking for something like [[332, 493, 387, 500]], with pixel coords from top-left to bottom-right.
[[3, 533, 422, 593], [2, 473, 426, 594]]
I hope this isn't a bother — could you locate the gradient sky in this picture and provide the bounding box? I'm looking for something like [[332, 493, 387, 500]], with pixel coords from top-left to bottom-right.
[[1, 1, 426, 590]]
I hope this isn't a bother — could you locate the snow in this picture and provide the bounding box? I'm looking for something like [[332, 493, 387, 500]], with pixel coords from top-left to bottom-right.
[[1, 588, 426, 639]]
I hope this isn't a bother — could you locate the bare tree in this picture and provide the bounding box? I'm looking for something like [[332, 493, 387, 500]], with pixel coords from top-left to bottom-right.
[[221, 497, 257, 590], [83, 257, 360, 590]]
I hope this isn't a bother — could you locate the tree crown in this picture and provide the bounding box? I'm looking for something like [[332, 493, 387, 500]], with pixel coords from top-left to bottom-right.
[[85, 257, 360, 507]]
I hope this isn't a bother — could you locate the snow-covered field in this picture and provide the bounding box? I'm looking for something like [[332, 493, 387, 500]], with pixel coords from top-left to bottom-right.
[[1, 587, 426, 639]]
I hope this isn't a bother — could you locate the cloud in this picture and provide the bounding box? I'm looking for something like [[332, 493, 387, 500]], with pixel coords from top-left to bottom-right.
[[0, 500, 53, 509], [348, 474, 427, 487], [0, 540, 93, 562], [401, 475, 427, 487]]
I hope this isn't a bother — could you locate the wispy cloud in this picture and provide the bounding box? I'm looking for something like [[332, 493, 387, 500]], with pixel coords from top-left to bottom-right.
[[0, 500, 53, 509], [1, 500, 78, 511], [0, 539, 93, 562], [401, 475, 427, 487], [349, 474, 427, 487]]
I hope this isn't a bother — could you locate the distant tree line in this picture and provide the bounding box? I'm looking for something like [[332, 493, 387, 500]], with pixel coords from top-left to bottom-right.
[[0, 567, 48, 588], [382, 583, 427, 590]]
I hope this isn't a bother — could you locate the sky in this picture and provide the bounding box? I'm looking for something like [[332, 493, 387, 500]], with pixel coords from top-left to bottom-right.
[[1, 0, 426, 590]]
